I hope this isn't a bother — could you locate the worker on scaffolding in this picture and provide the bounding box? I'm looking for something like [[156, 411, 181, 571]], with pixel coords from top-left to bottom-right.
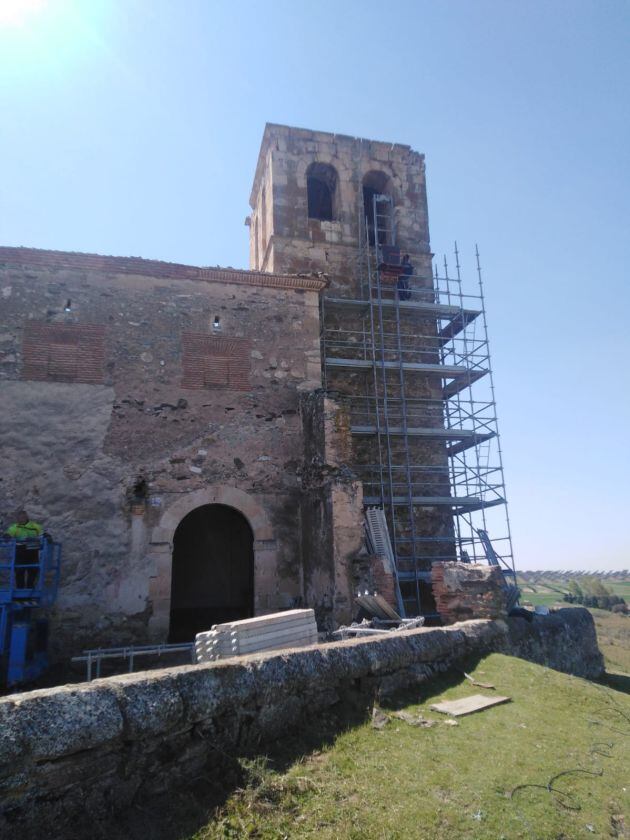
[[5, 510, 43, 590], [397, 254, 413, 301]]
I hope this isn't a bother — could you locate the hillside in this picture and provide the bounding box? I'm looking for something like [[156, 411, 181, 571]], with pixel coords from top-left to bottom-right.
[[192, 654, 630, 840]]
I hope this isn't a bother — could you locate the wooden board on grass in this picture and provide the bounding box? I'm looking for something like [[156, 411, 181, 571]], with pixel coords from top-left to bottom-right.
[[429, 694, 511, 717]]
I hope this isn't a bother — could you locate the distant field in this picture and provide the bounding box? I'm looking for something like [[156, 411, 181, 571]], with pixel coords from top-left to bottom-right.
[[517, 574, 630, 609]]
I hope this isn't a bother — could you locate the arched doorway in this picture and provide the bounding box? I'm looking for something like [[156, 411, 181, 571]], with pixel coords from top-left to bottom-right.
[[168, 503, 254, 642]]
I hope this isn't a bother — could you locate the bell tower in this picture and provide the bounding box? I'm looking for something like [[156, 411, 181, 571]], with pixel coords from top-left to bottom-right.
[[247, 124, 514, 620], [248, 123, 432, 291]]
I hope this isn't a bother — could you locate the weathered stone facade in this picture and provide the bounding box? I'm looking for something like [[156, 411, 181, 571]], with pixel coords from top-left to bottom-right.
[[431, 562, 508, 624], [0, 247, 364, 655]]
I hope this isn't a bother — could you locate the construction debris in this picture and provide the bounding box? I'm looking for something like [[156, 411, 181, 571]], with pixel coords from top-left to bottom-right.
[[195, 609, 318, 662], [371, 708, 390, 729], [332, 614, 425, 641], [462, 671, 496, 690], [430, 693, 511, 717], [392, 710, 437, 728], [356, 591, 402, 621]]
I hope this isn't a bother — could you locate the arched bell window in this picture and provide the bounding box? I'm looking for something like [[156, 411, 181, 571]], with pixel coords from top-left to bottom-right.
[[306, 163, 338, 221]]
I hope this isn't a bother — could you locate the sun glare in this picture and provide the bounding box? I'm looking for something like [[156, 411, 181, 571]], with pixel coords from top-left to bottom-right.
[[0, 0, 46, 27]]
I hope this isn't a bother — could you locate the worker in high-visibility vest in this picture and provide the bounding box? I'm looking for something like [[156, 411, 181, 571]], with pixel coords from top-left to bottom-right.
[[5, 511, 43, 589]]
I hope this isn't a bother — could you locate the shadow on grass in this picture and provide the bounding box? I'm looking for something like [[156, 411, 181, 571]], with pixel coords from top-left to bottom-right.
[[99, 694, 375, 840], [92, 662, 481, 840], [600, 670, 630, 695], [378, 653, 483, 711]]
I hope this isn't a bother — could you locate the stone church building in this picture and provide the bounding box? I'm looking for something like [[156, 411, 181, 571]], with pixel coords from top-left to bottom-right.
[[0, 123, 492, 658]]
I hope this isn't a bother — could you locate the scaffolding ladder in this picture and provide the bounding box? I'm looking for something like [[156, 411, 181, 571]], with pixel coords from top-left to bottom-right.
[[321, 190, 516, 616]]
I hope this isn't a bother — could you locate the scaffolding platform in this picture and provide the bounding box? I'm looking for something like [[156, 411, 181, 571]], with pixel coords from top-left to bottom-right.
[[320, 193, 515, 617]]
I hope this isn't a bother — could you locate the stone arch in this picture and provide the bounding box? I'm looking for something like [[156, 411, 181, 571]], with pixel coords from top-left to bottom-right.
[[296, 157, 352, 224], [147, 486, 275, 638], [153, 486, 273, 545]]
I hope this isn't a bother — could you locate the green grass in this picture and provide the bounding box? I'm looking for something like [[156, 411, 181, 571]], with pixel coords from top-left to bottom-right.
[[520, 591, 566, 609], [517, 577, 630, 608], [194, 654, 630, 840]]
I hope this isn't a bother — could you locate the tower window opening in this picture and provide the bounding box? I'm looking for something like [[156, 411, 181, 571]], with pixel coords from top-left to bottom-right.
[[362, 170, 393, 246], [306, 163, 338, 222]]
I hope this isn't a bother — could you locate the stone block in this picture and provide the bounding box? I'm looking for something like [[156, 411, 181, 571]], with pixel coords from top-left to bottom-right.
[[10, 683, 123, 761], [110, 671, 184, 738]]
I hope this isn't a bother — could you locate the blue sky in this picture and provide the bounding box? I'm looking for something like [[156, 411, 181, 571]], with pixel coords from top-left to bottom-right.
[[1, 0, 629, 570]]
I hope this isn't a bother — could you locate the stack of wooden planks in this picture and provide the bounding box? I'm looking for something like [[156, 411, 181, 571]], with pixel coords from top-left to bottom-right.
[[195, 608, 318, 662]]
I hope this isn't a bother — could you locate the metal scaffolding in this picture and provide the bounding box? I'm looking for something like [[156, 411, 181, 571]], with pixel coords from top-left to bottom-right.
[[321, 194, 515, 617]]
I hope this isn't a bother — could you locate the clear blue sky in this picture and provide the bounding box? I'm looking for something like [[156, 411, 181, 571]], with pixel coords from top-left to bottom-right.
[[1, 0, 629, 570]]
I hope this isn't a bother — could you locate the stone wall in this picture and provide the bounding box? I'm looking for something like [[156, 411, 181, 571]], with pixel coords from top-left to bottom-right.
[[0, 248, 352, 656], [0, 608, 603, 839]]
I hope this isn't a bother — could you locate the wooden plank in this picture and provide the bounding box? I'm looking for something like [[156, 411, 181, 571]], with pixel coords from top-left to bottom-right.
[[211, 609, 315, 632], [235, 627, 318, 647], [429, 694, 511, 717], [231, 626, 317, 648], [227, 617, 316, 638], [355, 593, 401, 621], [239, 636, 317, 655]]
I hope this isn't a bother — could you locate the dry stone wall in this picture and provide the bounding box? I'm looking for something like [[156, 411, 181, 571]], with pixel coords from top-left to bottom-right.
[[0, 608, 603, 839]]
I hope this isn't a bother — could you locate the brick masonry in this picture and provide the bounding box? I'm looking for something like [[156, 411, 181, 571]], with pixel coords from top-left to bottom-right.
[[22, 322, 106, 384], [431, 562, 508, 624]]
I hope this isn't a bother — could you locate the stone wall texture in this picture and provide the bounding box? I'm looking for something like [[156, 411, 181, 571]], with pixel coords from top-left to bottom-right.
[[0, 248, 365, 655], [0, 608, 603, 839]]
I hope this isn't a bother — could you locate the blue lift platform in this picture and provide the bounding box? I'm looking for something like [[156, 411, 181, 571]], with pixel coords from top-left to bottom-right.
[[0, 537, 61, 688]]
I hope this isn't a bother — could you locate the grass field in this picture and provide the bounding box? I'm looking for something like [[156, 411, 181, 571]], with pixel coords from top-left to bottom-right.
[[518, 577, 630, 609], [193, 654, 630, 840]]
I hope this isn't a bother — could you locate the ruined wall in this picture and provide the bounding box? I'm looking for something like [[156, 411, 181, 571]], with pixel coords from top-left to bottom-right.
[[432, 562, 508, 624], [0, 248, 331, 655], [0, 609, 603, 839]]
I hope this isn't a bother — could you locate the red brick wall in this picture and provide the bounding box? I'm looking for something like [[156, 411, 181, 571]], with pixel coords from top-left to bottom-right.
[[181, 334, 251, 391], [22, 323, 106, 384]]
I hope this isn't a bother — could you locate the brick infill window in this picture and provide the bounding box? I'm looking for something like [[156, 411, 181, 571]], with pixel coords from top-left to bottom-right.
[[22, 323, 106, 384], [181, 333, 251, 391]]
